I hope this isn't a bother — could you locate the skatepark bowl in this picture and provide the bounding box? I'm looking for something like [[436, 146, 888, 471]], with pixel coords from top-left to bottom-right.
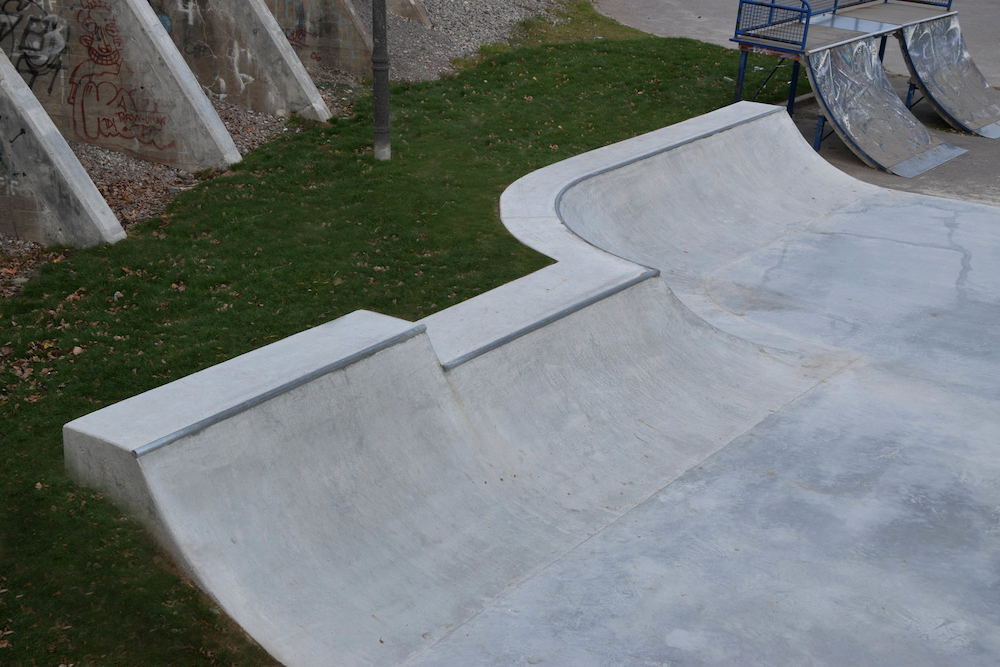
[[65, 102, 1000, 666]]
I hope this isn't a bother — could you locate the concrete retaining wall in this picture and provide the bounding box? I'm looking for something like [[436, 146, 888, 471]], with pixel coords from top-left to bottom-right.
[[0, 50, 123, 247], [149, 0, 330, 121], [266, 0, 372, 76], [0, 0, 239, 171]]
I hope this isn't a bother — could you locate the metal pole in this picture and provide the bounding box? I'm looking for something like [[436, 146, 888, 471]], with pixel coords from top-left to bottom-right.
[[372, 0, 390, 160], [786, 59, 800, 116], [735, 50, 749, 103]]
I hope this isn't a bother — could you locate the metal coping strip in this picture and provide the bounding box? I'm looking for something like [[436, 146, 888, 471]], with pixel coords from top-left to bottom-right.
[[441, 108, 781, 372], [131, 324, 427, 459], [441, 269, 660, 372]]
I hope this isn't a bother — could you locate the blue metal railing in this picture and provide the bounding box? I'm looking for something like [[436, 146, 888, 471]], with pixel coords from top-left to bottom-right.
[[734, 0, 813, 53], [733, 0, 953, 53]]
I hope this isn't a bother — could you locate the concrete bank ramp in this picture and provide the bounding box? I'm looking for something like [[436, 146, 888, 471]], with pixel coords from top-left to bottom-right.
[[0, 0, 239, 171], [0, 51, 124, 247], [900, 14, 1000, 138], [66, 103, 1000, 665]]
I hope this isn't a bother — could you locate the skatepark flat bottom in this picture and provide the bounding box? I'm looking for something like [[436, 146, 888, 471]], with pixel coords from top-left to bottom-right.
[[66, 103, 1000, 666]]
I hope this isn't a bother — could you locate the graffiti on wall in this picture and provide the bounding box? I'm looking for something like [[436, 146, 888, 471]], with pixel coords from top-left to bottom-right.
[[0, 116, 27, 196], [69, 1, 174, 150], [267, 0, 369, 73], [0, 0, 176, 152], [1, 0, 70, 94]]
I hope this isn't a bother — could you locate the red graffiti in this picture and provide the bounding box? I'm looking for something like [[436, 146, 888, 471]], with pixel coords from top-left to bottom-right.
[[67, 1, 174, 150], [284, 25, 317, 50]]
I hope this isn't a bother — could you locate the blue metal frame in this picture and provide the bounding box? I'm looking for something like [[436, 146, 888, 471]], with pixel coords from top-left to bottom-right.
[[732, 0, 953, 113], [733, 0, 953, 55]]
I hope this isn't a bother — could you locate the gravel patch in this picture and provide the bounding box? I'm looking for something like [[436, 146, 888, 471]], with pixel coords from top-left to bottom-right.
[[1, 0, 558, 299], [353, 0, 557, 81]]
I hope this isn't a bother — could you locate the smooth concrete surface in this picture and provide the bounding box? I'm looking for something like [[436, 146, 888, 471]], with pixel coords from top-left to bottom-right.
[[0, 0, 239, 171], [150, 0, 331, 121], [66, 103, 1000, 665], [0, 51, 124, 247]]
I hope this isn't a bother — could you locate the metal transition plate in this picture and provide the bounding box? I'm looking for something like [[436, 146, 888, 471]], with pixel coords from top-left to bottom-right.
[[806, 37, 966, 176], [900, 15, 1000, 138]]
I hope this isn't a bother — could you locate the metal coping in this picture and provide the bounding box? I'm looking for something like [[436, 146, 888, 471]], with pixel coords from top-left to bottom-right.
[[440, 268, 660, 372], [443, 108, 785, 372], [131, 324, 427, 459], [888, 143, 966, 177]]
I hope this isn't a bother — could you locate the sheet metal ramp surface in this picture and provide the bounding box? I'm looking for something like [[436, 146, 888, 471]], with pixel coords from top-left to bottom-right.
[[899, 15, 1000, 138], [732, 1, 977, 176]]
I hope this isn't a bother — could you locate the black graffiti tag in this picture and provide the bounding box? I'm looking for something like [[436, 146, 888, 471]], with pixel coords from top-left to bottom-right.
[[15, 13, 69, 94]]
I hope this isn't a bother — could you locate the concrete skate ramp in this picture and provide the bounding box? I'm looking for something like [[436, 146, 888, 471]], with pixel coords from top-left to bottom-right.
[[66, 102, 1000, 665], [900, 14, 1000, 138], [806, 36, 966, 176]]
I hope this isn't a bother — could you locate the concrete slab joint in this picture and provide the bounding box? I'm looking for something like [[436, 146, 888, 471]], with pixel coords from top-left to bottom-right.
[[0, 0, 240, 171]]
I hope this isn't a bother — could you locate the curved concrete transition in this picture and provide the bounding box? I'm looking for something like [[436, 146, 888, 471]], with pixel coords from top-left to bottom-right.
[[65, 102, 1000, 666]]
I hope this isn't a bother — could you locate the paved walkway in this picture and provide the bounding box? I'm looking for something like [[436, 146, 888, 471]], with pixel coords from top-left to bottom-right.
[[592, 0, 1000, 206]]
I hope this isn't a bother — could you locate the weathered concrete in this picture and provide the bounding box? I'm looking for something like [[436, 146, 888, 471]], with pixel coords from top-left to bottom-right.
[[387, 0, 431, 28], [0, 50, 123, 247], [0, 0, 239, 171], [266, 0, 372, 76], [65, 103, 1000, 666], [149, 0, 330, 121]]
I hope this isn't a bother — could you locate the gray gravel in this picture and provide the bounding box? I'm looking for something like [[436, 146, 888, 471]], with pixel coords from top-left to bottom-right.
[[354, 0, 558, 81]]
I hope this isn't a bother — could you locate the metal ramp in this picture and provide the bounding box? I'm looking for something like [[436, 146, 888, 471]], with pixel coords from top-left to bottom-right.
[[732, 0, 977, 176], [806, 36, 966, 177], [900, 15, 1000, 139]]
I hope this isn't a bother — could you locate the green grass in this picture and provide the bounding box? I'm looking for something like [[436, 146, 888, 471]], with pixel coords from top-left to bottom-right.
[[0, 4, 805, 665]]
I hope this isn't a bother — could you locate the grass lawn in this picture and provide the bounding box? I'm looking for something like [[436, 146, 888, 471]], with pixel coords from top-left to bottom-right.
[[0, 2, 805, 664]]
